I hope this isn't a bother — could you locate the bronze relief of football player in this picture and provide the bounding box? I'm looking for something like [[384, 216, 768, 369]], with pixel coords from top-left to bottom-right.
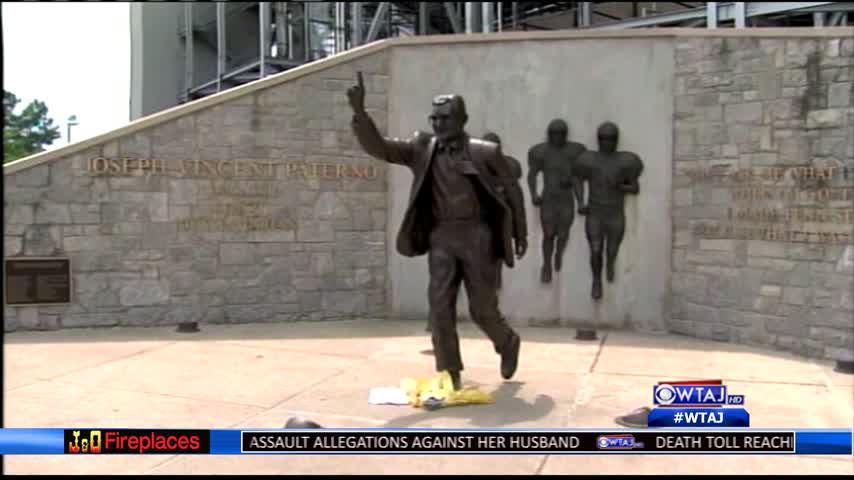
[[575, 122, 644, 300], [527, 119, 587, 283]]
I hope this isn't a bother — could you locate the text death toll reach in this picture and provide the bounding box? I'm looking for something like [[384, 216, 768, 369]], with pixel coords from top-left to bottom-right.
[[658, 434, 794, 450], [244, 434, 582, 451]]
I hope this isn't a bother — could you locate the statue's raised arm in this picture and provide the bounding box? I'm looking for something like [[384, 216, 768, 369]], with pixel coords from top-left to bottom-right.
[[348, 71, 421, 168]]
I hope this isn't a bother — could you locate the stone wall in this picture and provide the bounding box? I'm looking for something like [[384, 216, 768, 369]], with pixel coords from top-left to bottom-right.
[[671, 36, 854, 359], [4, 51, 391, 331]]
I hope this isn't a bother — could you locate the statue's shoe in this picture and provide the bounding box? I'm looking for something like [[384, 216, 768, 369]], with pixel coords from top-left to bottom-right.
[[449, 370, 462, 391], [500, 333, 521, 380]]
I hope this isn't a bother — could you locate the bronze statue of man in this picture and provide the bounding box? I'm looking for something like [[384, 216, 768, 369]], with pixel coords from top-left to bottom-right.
[[424, 131, 523, 334], [527, 119, 586, 283], [575, 122, 644, 300], [482, 131, 524, 290], [347, 73, 528, 390]]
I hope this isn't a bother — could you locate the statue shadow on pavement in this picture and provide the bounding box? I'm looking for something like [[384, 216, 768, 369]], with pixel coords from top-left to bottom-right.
[[383, 381, 556, 429]]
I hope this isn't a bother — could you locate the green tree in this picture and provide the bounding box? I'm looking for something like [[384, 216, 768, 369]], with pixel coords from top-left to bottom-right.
[[4, 90, 61, 163]]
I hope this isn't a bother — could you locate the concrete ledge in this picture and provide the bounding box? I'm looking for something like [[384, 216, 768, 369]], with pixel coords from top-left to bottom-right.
[[390, 26, 854, 47]]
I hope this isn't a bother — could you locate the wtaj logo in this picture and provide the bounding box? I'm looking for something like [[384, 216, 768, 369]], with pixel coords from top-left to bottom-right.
[[653, 379, 745, 407], [597, 435, 644, 450]]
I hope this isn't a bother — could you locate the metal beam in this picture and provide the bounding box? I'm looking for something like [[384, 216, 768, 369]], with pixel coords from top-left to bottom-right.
[[465, 2, 482, 33], [578, 2, 592, 27], [444, 2, 463, 33], [287, 6, 294, 59], [593, 10, 622, 21], [351, 2, 363, 46], [216, 2, 226, 92], [273, 2, 288, 59], [366, 2, 389, 42], [482, 2, 493, 33], [335, 2, 346, 53], [799, 3, 854, 13], [733, 2, 746, 28], [814, 12, 826, 26], [497, 2, 502, 31], [724, 2, 837, 21], [303, 2, 311, 61], [829, 11, 849, 25], [706, 2, 718, 28], [519, 22, 553, 31], [184, 2, 194, 97], [511, 2, 518, 30], [259, 2, 270, 78], [188, 61, 264, 96], [418, 2, 428, 35], [590, 2, 837, 30]]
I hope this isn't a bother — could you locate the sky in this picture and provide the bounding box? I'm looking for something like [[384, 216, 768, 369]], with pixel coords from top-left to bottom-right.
[[3, 3, 130, 150]]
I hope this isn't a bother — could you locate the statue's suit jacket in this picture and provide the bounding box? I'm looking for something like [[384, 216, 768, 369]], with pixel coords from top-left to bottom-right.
[[352, 113, 528, 268]]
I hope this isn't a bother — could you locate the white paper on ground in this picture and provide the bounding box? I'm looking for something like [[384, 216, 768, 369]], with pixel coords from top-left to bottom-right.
[[368, 386, 409, 405]]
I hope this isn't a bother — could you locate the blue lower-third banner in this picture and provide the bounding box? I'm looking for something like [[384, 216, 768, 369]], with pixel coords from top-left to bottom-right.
[[647, 408, 750, 427], [794, 430, 854, 454], [0, 428, 850, 455]]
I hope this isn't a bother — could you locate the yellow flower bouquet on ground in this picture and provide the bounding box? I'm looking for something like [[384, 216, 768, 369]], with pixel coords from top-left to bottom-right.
[[401, 371, 495, 410]]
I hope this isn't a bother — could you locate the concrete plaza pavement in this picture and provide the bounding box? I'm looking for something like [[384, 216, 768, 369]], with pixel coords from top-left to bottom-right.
[[3, 319, 853, 475]]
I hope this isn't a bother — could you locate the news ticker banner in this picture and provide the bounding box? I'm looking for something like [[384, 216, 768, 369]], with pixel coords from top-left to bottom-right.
[[0, 429, 850, 455]]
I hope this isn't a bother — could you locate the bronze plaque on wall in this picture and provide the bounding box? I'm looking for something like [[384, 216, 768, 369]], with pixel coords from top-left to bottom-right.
[[4, 258, 72, 305]]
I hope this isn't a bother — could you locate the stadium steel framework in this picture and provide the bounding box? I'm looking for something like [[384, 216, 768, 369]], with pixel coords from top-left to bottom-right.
[[163, 2, 854, 104]]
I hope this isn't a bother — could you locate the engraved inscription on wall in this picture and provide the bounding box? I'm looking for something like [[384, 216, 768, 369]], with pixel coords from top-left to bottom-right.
[[85, 157, 380, 180], [689, 166, 854, 245], [177, 201, 295, 234], [82, 157, 380, 235]]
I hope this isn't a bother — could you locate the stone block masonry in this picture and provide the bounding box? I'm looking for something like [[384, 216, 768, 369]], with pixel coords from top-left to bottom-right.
[[4, 51, 391, 331], [672, 36, 854, 360]]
